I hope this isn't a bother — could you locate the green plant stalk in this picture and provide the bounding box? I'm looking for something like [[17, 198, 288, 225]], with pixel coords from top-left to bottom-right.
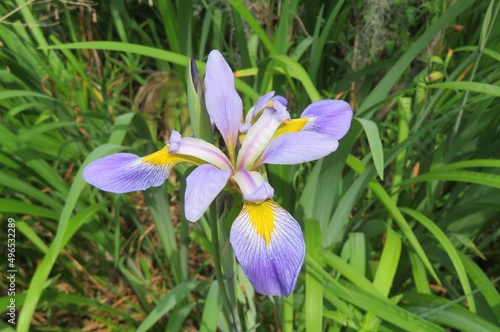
[[209, 204, 242, 331], [453, 0, 500, 135], [391, 97, 411, 204], [282, 294, 294, 332]]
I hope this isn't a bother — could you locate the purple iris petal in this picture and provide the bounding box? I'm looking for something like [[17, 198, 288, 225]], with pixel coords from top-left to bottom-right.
[[204, 50, 243, 153], [168, 130, 182, 152], [243, 91, 275, 127], [237, 101, 290, 170], [253, 91, 275, 115], [184, 164, 231, 222], [301, 100, 353, 140], [271, 95, 287, 106], [83, 153, 169, 193], [230, 200, 305, 296], [245, 182, 274, 202], [258, 131, 339, 166], [232, 170, 274, 203]]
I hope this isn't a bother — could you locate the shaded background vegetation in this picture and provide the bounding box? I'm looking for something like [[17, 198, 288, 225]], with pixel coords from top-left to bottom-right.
[[0, 0, 499, 331]]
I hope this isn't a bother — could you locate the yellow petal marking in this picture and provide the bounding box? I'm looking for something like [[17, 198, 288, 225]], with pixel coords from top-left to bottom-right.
[[245, 199, 275, 244], [141, 146, 204, 166], [272, 118, 309, 139]]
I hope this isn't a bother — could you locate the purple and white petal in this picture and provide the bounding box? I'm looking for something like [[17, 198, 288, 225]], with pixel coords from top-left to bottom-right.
[[204, 50, 243, 154], [236, 101, 290, 170], [83, 153, 170, 193], [271, 95, 288, 106], [230, 200, 305, 296], [301, 100, 353, 140], [232, 170, 274, 203], [258, 131, 339, 166], [243, 91, 275, 129], [185, 164, 231, 222], [168, 131, 232, 171]]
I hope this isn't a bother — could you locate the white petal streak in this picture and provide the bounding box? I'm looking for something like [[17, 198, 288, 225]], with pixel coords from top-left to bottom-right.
[[237, 102, 290, 170]]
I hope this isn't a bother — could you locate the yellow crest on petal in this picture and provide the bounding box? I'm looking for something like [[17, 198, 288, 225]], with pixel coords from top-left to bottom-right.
[[141, 146, 204, 166], [244, 200, 275, 244], [272, 118, 309, 139]]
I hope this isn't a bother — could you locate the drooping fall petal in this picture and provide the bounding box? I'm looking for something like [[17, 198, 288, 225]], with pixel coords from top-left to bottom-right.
[[83, 152, 172, 193], [230, 200, 305, 296], [184, 164, 231, 222], [258, 131, 339, 166]]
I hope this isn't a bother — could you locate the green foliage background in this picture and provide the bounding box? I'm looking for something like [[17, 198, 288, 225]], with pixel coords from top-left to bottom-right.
[[0, 0, 499, 331]]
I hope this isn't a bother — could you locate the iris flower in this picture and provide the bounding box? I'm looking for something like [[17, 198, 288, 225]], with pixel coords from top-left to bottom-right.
[[83, 50, 352, 296]]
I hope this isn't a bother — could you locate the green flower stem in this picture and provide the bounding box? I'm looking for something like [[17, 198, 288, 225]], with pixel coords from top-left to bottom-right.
[[282, 294, 294, 332], [223, 245, 242, 330], [209, 203, 242, 331]]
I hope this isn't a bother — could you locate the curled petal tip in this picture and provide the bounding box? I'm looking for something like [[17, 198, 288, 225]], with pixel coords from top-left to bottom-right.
[[169, 130, 182, 153]]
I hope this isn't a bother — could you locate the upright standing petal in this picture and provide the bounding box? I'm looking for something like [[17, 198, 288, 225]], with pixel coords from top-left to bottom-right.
[[185, 164, 231, 222], [301, 100, 353, 140], [204, 50, 243, 160], [236, 101, 290, 170], [242, 91, 275, 131], [257, 131, 339, 167], [83, 153, 171, 193], [230, 200, 305, 296]]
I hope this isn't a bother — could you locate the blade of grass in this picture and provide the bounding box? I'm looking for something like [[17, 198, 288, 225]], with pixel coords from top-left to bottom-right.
[[426, 81, 500, 98], [0, 199, 59, 220], [305, 218, 323, 332], [227, 0, 276, 54], [44, 42, 260, 99], [308, 0, 345, 82], [346, 154, 440, 283], [403, 292, 499, 331], [136, 281, 200, 332], [459, 253, 500, 321], [401, 170, 500, 189], [16, 144, 124, 332], [355, 118, 384, 180], [269, 54, 321, 101], [400, 208, 476, 312], [348, 232, 366, 276], [359, 0, 475, 116], [372, 226, 402, 297], [307, 255, 445, 331], [200, 281, 224, 332]]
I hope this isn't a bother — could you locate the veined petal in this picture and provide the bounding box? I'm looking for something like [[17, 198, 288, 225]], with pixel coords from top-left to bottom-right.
[[257, 131, 339, 166], [300, 100, 353, 140], [242, 91, 275, 131], [273, 100, 353, 139], [237, 101, 290, 170], [168, 130, 232, 171], [232, 170, 274, 203], [185, 164, 231, 222], [230, 200, 305, 296], [83, 152, 172, 193], [204, 50, 243, 157]]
